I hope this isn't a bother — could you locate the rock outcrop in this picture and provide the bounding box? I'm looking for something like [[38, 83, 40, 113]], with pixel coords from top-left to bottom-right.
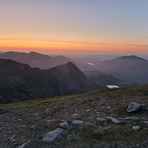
[[127, 102, 141, 113]]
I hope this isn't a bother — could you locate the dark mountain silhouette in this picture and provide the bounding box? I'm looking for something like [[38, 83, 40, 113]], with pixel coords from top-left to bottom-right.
[[0, 59, 95, 103], [0, 51, 71, 69], [84, 71, 123, 87], [96, 55, 148, 85]]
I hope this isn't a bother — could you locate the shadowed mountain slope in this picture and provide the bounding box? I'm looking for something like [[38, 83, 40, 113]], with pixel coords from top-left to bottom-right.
[[84, 70, 123, 87], [0, 59, 95, 103]]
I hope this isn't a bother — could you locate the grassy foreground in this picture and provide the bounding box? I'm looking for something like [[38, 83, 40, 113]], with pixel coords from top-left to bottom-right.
[[0, 85, 148, 148]]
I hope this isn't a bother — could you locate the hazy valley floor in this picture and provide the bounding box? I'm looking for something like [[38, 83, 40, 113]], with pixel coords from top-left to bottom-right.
[[0, 85, 148, 148]]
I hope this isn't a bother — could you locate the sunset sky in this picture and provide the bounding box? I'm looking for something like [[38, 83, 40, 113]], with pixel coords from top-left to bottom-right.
[[0, 0, 148, 54]]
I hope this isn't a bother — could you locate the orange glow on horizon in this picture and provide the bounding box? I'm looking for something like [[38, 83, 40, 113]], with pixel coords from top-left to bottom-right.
[[0, 38, 148, 54], [0, 45, 148, 54]]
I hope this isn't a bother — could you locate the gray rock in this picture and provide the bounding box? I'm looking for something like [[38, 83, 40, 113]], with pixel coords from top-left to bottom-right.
[[72, 113, 79, 118], [72, 120, 84, 125], [96, 117, 107, 123], [126, 102, 141, 113], [143, 121, 148, 124], [18, 141, 30, 148], [59, 122, 70, 129], [42, 128, 64, 142], [125, 116, 139, 120], [132, 125, 141, 131], [107, 116, 120, 124]]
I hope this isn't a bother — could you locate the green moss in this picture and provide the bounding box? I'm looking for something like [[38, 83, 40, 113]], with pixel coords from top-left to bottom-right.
[[80, 125, 148, 143]]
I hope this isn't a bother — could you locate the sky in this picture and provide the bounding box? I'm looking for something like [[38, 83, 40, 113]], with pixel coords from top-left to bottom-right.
[[0, 0, 148, 54]]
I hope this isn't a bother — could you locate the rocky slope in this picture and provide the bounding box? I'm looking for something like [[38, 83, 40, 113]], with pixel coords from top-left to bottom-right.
[[0, 59, 95, 103], [0, 85, 148, 148]]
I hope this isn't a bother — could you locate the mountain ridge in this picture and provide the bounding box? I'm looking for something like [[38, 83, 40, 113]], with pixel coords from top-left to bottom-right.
[[111, 55, 147, 61], [0, 59, 95, 103], [0, 51, 71, 69]]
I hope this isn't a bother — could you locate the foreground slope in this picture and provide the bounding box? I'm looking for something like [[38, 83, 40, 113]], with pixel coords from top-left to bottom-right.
[[0, 59, 94, 103], [0, 85, 148, 148]]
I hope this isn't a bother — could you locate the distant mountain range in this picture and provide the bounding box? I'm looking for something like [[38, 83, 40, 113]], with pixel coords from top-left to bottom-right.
[[96, 55, 148, 85], [0, 59, 95, 103], [71, 55, 148, 86], [0, 51, 148, 103], [0, 51, 71, 69]]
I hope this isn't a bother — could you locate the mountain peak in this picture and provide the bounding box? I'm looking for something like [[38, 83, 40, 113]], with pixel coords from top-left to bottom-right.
[[66, 61, 76, 67], [50, 62, 78, 72], [115, 55, 147, 61]]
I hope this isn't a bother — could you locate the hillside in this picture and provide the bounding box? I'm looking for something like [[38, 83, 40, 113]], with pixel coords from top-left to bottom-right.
[[0, 51, 71, 69], [71, 55, 148, 86], [94, 55, 148, 85], [0, 85, 148, 147], [0, 59, 95, 103], [84, 70, 123, 87]]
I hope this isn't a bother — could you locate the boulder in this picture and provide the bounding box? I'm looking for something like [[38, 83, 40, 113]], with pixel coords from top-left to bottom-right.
[[126, 102, 141, 113], [59, 122, 70, 129], [107, 116, 120, 124], [132, 125, 141, 132], [42, 128, 64, 142], [72, 120, 84, 125], [125, 116, 139, 120], [96, 117, 107, 123], [143, 121, 148, 124], [18, 141, 30, 148]]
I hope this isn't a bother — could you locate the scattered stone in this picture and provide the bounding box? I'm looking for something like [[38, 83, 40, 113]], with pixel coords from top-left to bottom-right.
[[136, 144, 140, 147], [72, 120, 84, 125], [10, 135, 15, 140], [18, 141, 30, 148], [107, 116, 120, 124], [132, 126, 141, 132], [42, 128, 64, 142], [96, 117, 107, 123], [17, 119, 22, 121], [13, 143, 18, 146], [31, 125, 35, 129], [11, 139, 16, 142], [0, 127, 4, 130], [72, 113, 79, 118], [125, 116, 139, 120], [126, 102, 141, 113], [59, 122, 70, 129], [46, 119, 51, 122], [107, 106, 111, 109], [32, 113, 40, 119], [143, 121, 148, 124], [86, 109, 90, 112], [106, 85, 120, 89], [96, 117, 108, 126]]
